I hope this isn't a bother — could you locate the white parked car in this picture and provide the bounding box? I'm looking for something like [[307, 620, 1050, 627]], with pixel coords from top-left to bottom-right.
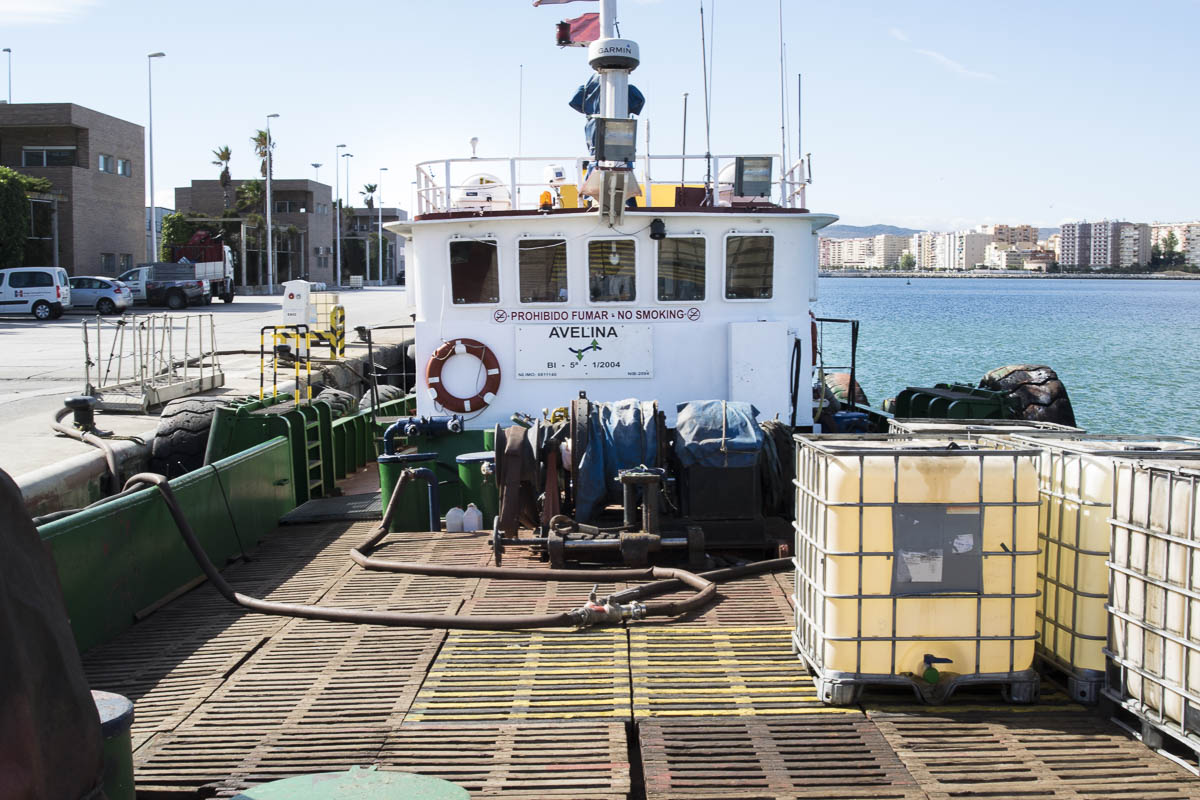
[[0, 267, 72, 320], [68, 276, 133, 315]]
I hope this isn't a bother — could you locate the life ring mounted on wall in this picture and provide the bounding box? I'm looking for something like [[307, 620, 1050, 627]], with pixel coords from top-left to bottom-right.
[[425, 338, 502, 414]]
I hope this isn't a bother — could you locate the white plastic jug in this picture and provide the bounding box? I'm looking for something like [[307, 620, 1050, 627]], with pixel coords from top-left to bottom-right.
[[463, 503, 483, 532], [445, 506, 465, 533]]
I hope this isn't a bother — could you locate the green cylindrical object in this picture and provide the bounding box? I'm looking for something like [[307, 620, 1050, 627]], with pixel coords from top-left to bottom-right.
[[92, 690, 135, 800], [378, 452, 437, 532], [231, 765, 468, 799], [456, 451, 498, 528], [482, 427, 495, 451]]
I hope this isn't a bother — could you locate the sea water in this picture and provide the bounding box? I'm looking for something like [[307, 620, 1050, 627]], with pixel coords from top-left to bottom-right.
[[813, 278, 1200, 436]]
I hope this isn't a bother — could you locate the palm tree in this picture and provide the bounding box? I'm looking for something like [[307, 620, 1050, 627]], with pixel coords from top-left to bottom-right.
[[360, 183, 377, 211], [251, 130, 273, 178], [211, 146, 232, 209], [235, 179, 265, 215]]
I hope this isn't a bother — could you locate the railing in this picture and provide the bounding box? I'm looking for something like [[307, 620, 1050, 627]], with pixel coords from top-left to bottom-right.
[[414, 153, 813, 215], [83, 313, 225, 411]]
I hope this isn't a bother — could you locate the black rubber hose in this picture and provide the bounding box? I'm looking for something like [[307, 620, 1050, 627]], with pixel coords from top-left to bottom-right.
[[124, 472, 585, 630], [608, 557, 793, 609], [52, 406, 120, 486]]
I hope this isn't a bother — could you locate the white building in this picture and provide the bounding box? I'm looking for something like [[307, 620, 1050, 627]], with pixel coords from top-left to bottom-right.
[[866, 234, 907, 269], [1151, 221, 1200, 267], [1059, 222, 1089, 268], [907, 232, 941, 270]]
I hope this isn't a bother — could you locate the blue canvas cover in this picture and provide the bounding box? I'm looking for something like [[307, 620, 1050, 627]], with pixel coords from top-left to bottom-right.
[[674, 400, 764, 468], [574, 398, 658, 522]]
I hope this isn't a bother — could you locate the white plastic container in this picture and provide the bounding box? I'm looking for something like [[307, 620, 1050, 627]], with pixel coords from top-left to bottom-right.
[[1107, 459, 1200, 747], [462, 503, 483, 532], [445, 506, 465, 533], [793, 434, 1041, 704], [988, 433, 1200, 702]]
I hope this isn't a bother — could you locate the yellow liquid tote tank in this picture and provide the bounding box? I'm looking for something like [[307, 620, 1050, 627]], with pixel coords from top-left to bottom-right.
[[1107, 459, 1200, 752], [988, 433, 1200, 703], [793, 434, 1041, 705]]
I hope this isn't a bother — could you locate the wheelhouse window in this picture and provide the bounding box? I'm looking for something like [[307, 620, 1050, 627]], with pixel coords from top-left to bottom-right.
[[725, 234, 774, 299], [657, 237, 705, 301], [449, 239, 500, 304], [23, 147, 76, 167], [587, 238, 636, 302], [518, 238, 568, 303]]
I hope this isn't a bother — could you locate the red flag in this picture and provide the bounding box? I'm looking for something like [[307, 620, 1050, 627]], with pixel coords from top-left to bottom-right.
[[532, 0, 596, 6], [559, 12, 600, 46]]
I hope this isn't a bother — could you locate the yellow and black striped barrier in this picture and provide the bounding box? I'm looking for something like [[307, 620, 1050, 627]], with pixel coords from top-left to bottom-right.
[[259, 324, 313, 404]]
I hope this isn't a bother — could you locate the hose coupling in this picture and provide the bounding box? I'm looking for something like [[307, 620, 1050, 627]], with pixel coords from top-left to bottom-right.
[[568, 599, 648, 629]]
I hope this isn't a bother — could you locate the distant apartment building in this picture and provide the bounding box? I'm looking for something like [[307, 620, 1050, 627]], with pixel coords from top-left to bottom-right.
[[954, 231, 994, 269], [1042, 233, 1061, 261], [907, 232, 941, 270], [0, 103, 144, 274], [866, 233, 907, 269], [175, 178, 334, 285], [1117, 222, 1151, 268], [1060, 220, 1148, 269], [982, 224, 1038, 246], [1059, 222, 1092, 268], [1150, 221, 1200, 267]]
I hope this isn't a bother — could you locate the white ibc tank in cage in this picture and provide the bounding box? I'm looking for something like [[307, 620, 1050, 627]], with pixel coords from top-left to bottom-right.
[[1107, 459, 1200, 742], [793, 435, 1040, 703]]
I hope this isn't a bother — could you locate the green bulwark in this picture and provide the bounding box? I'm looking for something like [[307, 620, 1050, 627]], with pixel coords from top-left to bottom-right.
[[38, 439, 295, 653]]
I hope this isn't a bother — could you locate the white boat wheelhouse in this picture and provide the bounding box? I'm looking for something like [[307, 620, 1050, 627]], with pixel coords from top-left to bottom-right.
[[385, 0, 836, 431]]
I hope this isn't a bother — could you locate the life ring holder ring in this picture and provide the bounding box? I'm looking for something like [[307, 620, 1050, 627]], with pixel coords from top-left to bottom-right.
[[425, 337, 501, 414]]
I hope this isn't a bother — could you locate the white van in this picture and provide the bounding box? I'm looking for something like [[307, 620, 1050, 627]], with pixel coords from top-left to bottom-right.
[[0, 267, 73, 320]]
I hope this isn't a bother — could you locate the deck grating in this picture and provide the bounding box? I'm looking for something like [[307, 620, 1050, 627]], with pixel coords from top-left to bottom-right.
[[76, 515, 1200, 798], [639, 714, 923, 799], [872, 713, 1200, 799]]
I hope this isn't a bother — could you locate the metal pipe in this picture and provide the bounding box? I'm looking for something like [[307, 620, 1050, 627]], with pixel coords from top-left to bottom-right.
[[407, 466, 439, 532]]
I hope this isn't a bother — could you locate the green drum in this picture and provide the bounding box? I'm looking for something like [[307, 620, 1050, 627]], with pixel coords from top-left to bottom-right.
[[378, 452, 437, 532], [455, 451, 498, 530], [92, 690, 135, 800]]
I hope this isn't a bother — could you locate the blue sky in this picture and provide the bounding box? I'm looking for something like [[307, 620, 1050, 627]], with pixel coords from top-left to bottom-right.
[[4, 0, 1198, 230]]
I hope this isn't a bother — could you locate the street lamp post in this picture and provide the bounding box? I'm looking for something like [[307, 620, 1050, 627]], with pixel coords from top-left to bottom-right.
[[146, 52, 165, 262], [311, 162, 321, 181], [3, 49, 11, 104], [265, 113, 279, 288], [378, 167, 388, 285], [334, 144, 346, 286], [342, 152, 354, 282]]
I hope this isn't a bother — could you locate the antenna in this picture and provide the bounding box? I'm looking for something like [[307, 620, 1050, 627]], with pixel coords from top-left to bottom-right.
[[699, 2, 714, 204], [517, 64, 524, 201], [680, 92, 689, 187], [777, 0, 789, 178]]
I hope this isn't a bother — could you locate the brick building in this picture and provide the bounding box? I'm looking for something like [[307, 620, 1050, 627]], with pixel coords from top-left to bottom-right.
[[0, 103, 144, 275], [175, 178, 334, 285]]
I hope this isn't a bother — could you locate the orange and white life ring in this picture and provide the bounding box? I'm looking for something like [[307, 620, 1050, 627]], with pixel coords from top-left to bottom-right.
[[425, 338, 501, 413]]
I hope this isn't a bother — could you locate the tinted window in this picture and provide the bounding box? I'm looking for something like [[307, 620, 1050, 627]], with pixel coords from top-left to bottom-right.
[[657, 237, 705, 301], [587, 239, 636, 302], [449, 240, 499, 304], [10, 271, 53, 288], [46, 149, 75, 167], [725, 235, 774, 299], [518, 239, 568, 303], [119, 270, 139, 283]]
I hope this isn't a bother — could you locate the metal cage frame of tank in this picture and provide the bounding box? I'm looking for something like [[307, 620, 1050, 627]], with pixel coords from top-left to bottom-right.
[[1104, 460, 1200, 764], [792, 434, 1043, 705], [990, 433, 1200, 704], [887, 418, 1083, 437]]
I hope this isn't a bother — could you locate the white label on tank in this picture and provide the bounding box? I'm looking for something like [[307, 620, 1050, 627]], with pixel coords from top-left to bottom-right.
[[514, 324, 652, 379], [901, 549, 944, 583], [951, 533, 976, 554]]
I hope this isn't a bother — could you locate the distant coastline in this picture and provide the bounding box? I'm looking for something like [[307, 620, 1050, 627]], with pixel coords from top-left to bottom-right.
[[820, 270, 1200, 280]]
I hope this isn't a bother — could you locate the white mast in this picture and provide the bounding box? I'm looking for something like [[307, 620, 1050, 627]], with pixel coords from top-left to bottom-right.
[[589, 0, 639, 122]]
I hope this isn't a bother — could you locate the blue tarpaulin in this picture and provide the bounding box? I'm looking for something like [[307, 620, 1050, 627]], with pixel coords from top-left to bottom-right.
[[674, 400, 764, 469], [569, 75, 646, 155], [574, 399, 658, 522]]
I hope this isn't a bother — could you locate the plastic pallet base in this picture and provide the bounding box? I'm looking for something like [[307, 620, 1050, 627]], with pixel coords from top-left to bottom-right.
[[1104, 690, 1200, 775], [1035, 653, 1103, 704]]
